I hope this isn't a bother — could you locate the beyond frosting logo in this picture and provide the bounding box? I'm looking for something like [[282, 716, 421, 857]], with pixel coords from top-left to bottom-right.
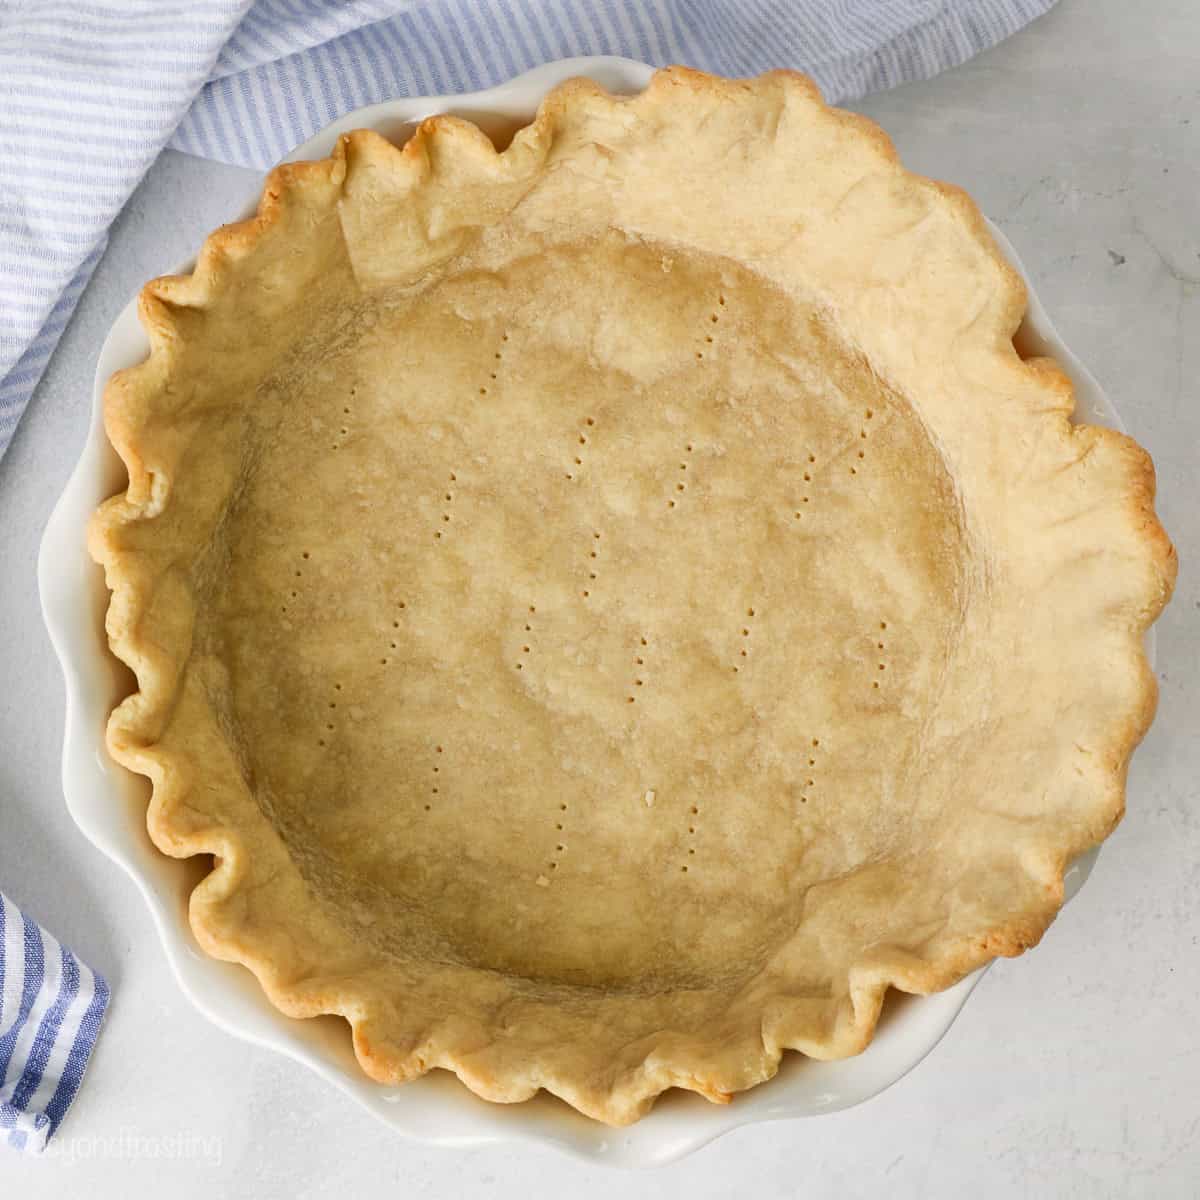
[[45, 1127, 223, 1167]]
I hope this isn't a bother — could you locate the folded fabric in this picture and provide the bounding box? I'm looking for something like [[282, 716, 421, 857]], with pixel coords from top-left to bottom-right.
[[0, 892, 109, 1153], [0, 0, 1059, 463]]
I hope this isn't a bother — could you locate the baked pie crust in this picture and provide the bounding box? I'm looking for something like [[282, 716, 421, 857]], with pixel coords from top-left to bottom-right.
[[89, 68, 1175, 1125]]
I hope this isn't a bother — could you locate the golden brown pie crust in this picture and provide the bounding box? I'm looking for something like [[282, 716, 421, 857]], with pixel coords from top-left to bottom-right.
[[89, 67, 1176, 1125]]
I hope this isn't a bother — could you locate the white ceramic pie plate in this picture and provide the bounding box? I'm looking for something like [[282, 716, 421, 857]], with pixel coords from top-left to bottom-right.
[[39, 57, 1144, 1167]]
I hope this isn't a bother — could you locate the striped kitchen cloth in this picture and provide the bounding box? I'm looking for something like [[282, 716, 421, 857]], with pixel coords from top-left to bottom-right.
[[0, 0, 1061, 464], [0, 892, 109, 1154]]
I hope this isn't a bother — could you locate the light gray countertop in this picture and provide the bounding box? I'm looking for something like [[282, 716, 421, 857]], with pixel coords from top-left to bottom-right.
[[1, 0, 1197, 1194]]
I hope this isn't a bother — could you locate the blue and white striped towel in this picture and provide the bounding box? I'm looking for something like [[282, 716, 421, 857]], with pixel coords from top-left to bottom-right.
[[0, 0, 1060, 463], [0, 892, 109, 1154]]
